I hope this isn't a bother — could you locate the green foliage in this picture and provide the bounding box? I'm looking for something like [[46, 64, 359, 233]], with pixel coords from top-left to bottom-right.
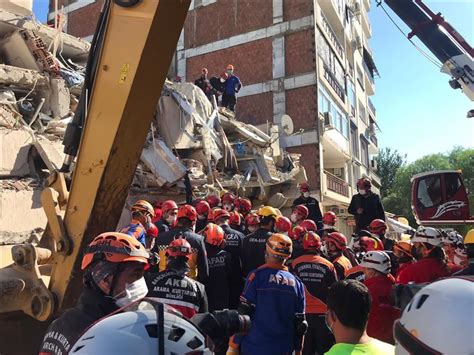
[[376, 148, 406, 198]]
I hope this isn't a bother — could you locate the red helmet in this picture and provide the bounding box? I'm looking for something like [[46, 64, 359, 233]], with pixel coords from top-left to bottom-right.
[[322, 211, 337, 226], [245, 213, 260, 226], [207, 208, 217, 223], [177, 205, 197, 222], [81, 232, 149, 270], [214, 208, 230, 222], [369, 219, 387, 235], [195, 200, 211, 216], [146, 223, 158, 239], [229, 211, 242, 226], [276, 216, 292, 233], [234, 197, 252, 214], [300, 219, 317, 232], [290, 225, 305, 241], [207, 195, 221, 208], [357, 178, 371, 190], [221, 192, 236, 205], [167, 238, 192, 259], [326, 232, 348, 251], [299, 182, 310, 192], [359, 236, 384, 252], [293, 205, 309, 219], [303, 231, 322, 251], [131, 200, 155, 217], [162, 200, 178, 213], [202, 223, 225, 246]]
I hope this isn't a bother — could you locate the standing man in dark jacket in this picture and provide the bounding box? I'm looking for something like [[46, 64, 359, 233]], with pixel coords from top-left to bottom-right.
[[151, 205, 209, 285], [293, 182, 323, 230], [348, 178, 385, 232], [241, 206, 277, 278], [221, 64, 242, 112], [194, 67, 211, 96]]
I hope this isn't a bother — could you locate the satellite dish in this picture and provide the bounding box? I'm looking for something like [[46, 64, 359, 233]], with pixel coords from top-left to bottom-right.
[[281, 114, 294, 135]]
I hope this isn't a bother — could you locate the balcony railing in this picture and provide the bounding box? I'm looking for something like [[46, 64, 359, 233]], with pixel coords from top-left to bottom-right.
[[323, 64, 345, 103], [363, 61, 375, 85], [368, 97, 376, 115], [325, 170, 349, 197], [320, 9, 345, 59], [370, 135, 378, 147]]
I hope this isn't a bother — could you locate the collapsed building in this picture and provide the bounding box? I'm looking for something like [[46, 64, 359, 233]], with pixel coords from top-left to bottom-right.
[[0, 4, 306, 243]]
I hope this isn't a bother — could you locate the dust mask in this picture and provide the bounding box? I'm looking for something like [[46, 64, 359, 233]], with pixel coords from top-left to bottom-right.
[[359, 189, 366, 195], [303, 192, 310, 198], [290, 213, 299, 223], [114, 277, 148, 308], [323, 224, 332, 230], [198, 215, 206, 220]]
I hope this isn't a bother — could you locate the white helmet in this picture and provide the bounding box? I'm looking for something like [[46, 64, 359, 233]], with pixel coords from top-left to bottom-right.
[[412, 226, 442, 246], [70, 308, 211, 354], [394, 277, 474, 355], [441, 230, 463, 246], [359, 251, 391, 274]]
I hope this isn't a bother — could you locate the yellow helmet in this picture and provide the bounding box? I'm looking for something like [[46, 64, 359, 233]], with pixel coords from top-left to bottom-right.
[[257, 206, 278, 219], [464, 229, 474, 245], [131, 199, 155, 217], [266, 233, 293, 259]]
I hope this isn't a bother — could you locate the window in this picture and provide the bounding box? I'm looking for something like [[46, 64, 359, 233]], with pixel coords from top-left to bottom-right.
[[358, 100, 367, 124], [319, 87, 349, 140], [356, 65, 364, 90], [360, 139, 369, 167], [319, 90, 330, 114], [350, 125, 359, 159], [318, 31, 346, 99], [417, 176, 442, 208], [342, 115, 349, 138], [446, 173, 462, 199], [348, 80, 356, 115]]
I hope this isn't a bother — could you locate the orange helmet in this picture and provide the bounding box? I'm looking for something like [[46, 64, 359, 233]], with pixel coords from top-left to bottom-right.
[[81, 232, 149, 270], [177, 205, 197, 222], [299, 182, 310, 192], [276, 216, 292, 233], [266, 233, 292, 259], [214, 208, 231, 222], [234, 198, 252, 214], [195, 200, 211, 216], [326, 232, 348, 251], [167, 238, 192, 259], [393, 240, 414, 258], [290, 225, 305, 241], [229, 211, 242, 226], [303, 231, 322, 251], [300, 219, 317, 232], [293, 205, 309, 219], [322, 211, 337, 225], [131, 200, 155, 217], [207, 195, 221, 208], [221, 192, 236, 205], [359, 236, 384, 252], [202, 223, 225, 246], [245, 213, 260, 226], [369, 219, 387, 235], [162, 200, 178, 213]]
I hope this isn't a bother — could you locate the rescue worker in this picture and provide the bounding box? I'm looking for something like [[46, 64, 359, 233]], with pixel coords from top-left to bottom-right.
[[244, 213, 260, 235], [214, 208, 246, 309], [39, 232, 149, 355], [368, 219, 394, 251], [221, 64, 242, 112], [234, 197, 252, 217], [325, 232, 352, 280], [441, 230, 464, 271], [195, 199, 211, 233], [345, 236, 383, 282], [318, 211, 338, 239], [120, 199, 155, 247], [194, 67, 211, 96], [293, 182, 323, 229], [151, 204, 209, 284], [146, 238, 208, 319], [221, 192, 236, 212], [207, 194, 221, 209], [453, 229, 474, 276], [291, 231, 337, 355], [151, 200, 162, 224], [325, 280, 395, 355], [300, 219, 317, 232], [200, 223, 233, 312], [154, 200, 178, 233], [228, 234, 307, 355], [360, 251, 400, 344], [145, 223, 159, 249], [348, 178, 385, 232], [209, 72, 228, 104], [291, 204, 309, 225], [288, 225, 306, 265], [229, 211, 243, 232], [392, 240, 415, 281], [241, 206, 277, 278], [397, 226, 449, 284], [275, 215, 292, 235]]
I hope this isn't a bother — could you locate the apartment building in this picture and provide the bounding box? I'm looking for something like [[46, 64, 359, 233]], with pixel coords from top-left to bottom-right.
[[48, 0, 381, 234]]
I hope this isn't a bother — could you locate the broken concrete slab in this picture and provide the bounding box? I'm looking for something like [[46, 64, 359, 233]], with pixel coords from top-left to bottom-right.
[[50, 78, 70, 118], [0, 30, 41, 71], [33, 136, 64, 173], [0, 64, 50, 90], [0, 128, 33, 177]]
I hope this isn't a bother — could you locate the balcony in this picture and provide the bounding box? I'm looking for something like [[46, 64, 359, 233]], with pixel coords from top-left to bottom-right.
[[322, 170, 352, 204], [370, 134, 378, 147], [363, 61, 375, 95], [361, 8, 372, 37], [320, 9, 345, 61], [323, 64, 346, 103], [319, 0, 345, 34], [368, 97, 376, 116]]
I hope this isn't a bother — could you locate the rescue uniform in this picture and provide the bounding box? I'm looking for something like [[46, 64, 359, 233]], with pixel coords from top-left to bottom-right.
[[291, 253, 337, 355], [241, 228, 273, 278], [145, 267, 208, 319], [119, 219, 146, 247], [395, 261, 414, 282], [195, 217, 208, 234], [397, 257, 449, 285], [293, 196, 323, 229], [231, 263, 306, 355], [205, 243, 233, 311], [348, 192, 385, 232], [345, 264, 365, 282], [364, 274, 401, 344], [221, 224, 246, 309], [39, 287, 118, 355], [154, 218, 171, 234], [150, 227, 209, 284], [221, 74, 241, 112], [330, 254, 352, 281]]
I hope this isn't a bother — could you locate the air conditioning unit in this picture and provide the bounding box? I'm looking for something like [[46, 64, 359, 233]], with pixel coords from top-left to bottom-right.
[[324, 111, 335, 130], [370, 157, 378, 170]]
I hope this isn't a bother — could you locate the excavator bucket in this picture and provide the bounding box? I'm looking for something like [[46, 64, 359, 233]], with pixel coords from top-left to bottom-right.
[[411, 170, 473, 225]]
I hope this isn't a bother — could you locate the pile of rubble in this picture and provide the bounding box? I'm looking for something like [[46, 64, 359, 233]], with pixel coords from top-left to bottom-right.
[[0, 3, 305, 241]]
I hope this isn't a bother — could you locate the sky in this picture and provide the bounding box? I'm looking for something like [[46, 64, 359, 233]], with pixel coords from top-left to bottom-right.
[[369, 0, 474, 162], [32, 0, 473, 162]]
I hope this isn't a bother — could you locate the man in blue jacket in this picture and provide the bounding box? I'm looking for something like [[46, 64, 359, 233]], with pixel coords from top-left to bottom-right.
[[221, 64, 242, 112], [228, 233, 307, 355]]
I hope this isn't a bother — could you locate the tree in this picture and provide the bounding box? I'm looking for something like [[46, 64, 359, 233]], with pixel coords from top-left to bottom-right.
[[376, 148, 406, 198]]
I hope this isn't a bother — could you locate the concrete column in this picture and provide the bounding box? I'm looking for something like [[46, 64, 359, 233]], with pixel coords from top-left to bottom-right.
[[272, 35, 285, 123], [272, 0, 283, 24]]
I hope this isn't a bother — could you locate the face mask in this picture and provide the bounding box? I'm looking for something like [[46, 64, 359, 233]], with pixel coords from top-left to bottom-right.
[[303, 192, 310, 198], [323, 224, 333, 230], [325, 312, 334, 334], [290, 213, 299, 223], [223, 204, 233, 212], [197, 215, 206, 220], [114, 277, 148, 308], [359, 189, 366, 195], [248, 226, 257, 233], [227, 70, 232, 75], [166, 215, 177, 225]]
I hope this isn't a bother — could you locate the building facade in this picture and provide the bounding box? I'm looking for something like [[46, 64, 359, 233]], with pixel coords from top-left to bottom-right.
[[48, 0, 381, 235]]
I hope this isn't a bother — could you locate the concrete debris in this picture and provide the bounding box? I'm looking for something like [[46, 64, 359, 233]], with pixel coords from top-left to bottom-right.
[[33, 137, 64, 173], [0, 128, 33, 177]]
